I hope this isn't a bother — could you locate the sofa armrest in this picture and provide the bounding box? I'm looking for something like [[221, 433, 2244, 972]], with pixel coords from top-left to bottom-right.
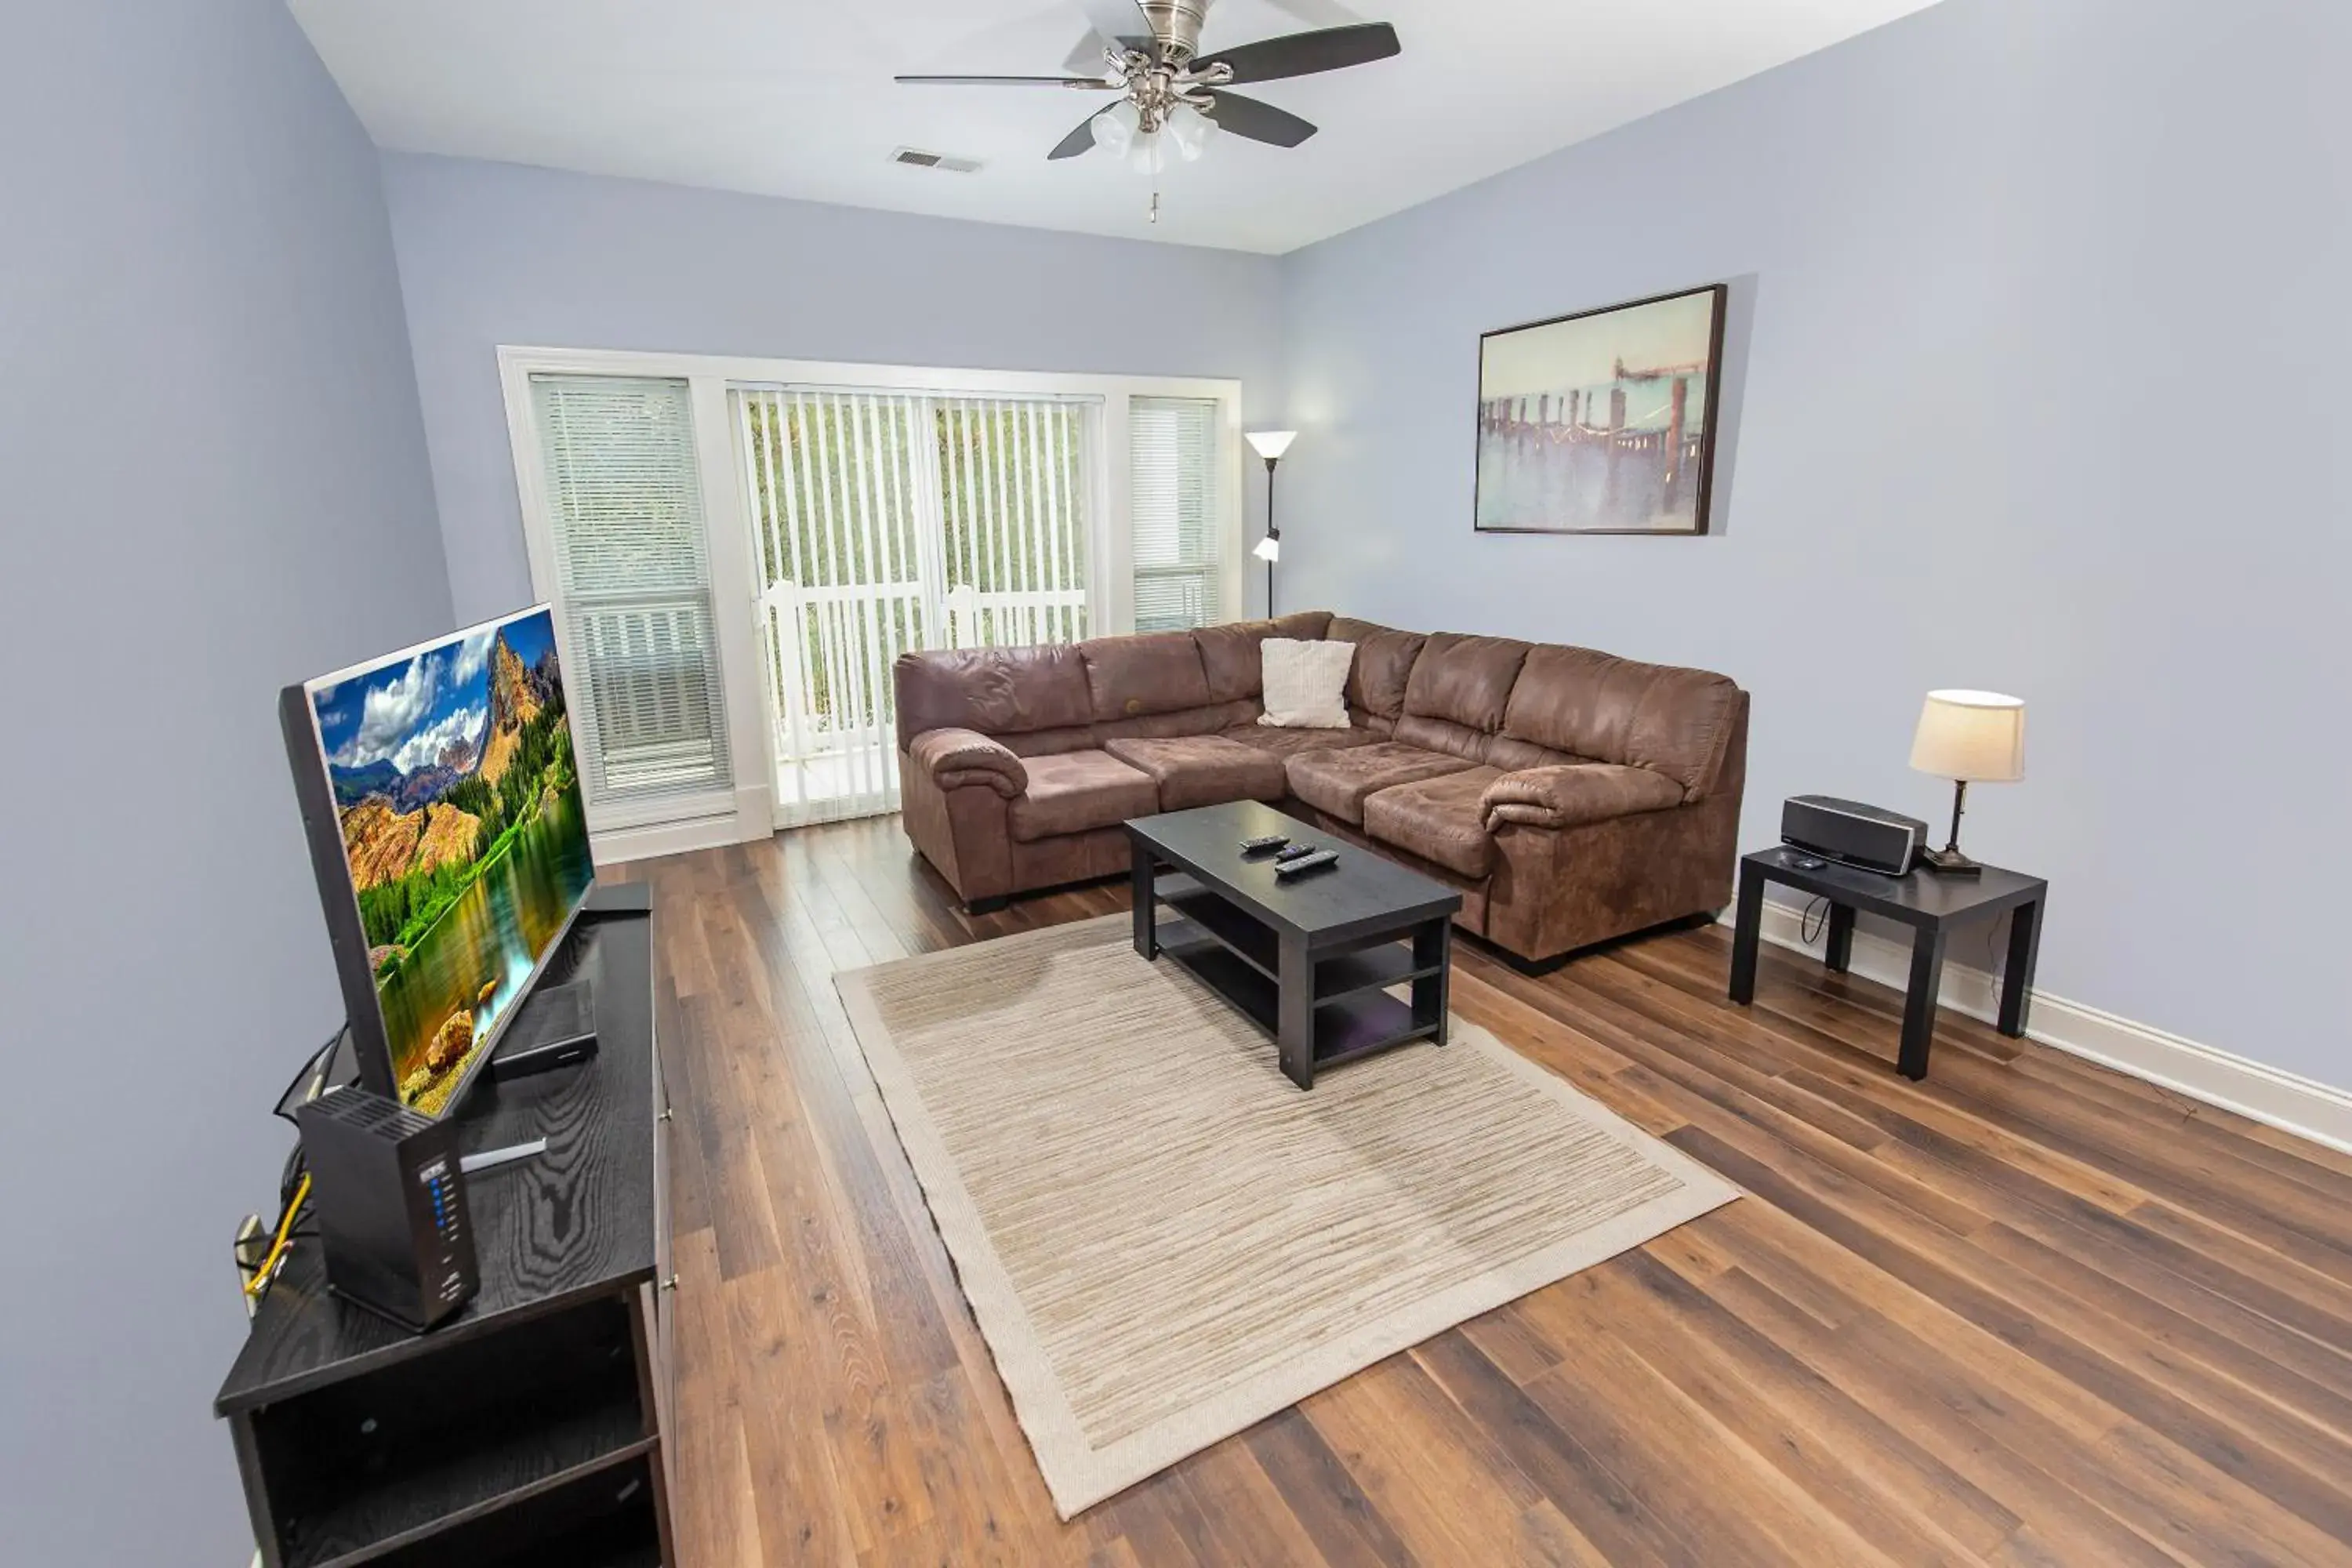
[[909, 728, 1028, 799], [1481, 763, 1685, 833]]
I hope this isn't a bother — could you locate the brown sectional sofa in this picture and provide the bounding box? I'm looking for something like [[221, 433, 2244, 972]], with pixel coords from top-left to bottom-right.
[[893, 612, 1749, 967]]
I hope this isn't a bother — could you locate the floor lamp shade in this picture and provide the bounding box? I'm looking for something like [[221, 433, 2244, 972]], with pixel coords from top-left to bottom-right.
[[1246, 430, 1295, 615], [1909, 690, 2026, 782]]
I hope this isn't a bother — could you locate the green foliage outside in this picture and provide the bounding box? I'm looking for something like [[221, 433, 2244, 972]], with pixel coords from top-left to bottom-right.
[[357, 686, 576, 958]]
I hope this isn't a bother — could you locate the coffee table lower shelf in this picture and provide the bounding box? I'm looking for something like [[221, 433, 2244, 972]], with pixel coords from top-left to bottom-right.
[[1156, 916, 1439, 1071]]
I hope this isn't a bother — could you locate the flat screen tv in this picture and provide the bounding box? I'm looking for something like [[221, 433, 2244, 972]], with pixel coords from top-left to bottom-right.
[[281, 606, 596, 1116]]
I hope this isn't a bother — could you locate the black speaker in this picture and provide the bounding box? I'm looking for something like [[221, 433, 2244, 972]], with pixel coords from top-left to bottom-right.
[[1780, 795, 1929, 877], [296, 1089, 479, 1331]]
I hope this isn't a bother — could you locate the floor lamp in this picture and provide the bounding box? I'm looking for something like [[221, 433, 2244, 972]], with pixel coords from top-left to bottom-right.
[[1247, 430, 1296, 615]]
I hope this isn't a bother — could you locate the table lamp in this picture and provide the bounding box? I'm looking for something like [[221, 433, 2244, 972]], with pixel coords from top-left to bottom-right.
[[1909, 689, 2025, 876], [1246, 430, 1295, 615]]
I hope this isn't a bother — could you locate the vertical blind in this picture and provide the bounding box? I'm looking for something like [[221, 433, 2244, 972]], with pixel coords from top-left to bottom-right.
[[530, 375, 733, 805], [1129, 395, 1221, 631], [737, 388, 1091, 824], [935, 396, 1091, 649]]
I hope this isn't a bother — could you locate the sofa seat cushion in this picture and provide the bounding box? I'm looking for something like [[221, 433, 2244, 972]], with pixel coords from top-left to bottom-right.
[[1102, 735, 1287, 812], [1007, 750, 1160, 842], [1283, 741, 1479, 826], [1217, 724, 1379, 760], [1363, 767, 1502, 879]]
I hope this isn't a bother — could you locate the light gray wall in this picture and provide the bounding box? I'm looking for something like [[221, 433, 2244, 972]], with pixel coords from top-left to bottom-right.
[[1277, 0, 2350, 1086], [0, 3, 448, 1562], [379, 153, 1290, 626]]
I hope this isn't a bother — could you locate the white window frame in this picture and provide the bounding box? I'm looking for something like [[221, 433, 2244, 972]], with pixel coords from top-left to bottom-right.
[[499, 344, 1244, 861]]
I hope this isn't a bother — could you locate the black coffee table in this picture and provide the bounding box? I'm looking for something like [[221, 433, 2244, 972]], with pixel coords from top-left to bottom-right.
[[1126, 801, 1464, 1090]]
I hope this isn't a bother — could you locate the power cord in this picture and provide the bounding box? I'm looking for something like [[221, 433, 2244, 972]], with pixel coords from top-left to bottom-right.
[[274, 1029, 348, 1127], [239, 1029, 343, 1305], [1799, 896, 1830, 945], [241, 1173, 311, 1300]]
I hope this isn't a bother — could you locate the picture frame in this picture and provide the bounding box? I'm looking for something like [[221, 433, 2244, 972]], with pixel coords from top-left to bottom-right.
[[1473, 282, 1728, 535]]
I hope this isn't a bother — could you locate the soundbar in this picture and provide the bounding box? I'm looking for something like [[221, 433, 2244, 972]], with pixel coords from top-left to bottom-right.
[[1780, 794, 1929, 877]]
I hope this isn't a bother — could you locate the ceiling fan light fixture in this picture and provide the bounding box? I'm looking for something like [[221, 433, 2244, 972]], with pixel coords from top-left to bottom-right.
[[1166, 101, 1216, 162], [1125, 129, 1165, 177], [1091, 97, 1140, 154]]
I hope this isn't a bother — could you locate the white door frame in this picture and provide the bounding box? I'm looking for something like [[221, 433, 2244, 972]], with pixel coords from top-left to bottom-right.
[[498, 344, 1244, 860]]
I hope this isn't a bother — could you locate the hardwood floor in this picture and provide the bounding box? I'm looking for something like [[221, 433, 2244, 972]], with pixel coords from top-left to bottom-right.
[[620, 817, 2352, 1566]]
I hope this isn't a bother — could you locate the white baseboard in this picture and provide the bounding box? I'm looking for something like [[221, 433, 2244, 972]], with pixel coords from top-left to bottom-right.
[[590, 782, 774, 865], [1737, 899, 2352, 1158], [593, 809, 757, 864]]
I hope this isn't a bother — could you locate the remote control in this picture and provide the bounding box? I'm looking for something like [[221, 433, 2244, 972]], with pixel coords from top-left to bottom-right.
[[1274, 843, 1316, 863], [1275, 848, 1339, 877], [1240, 834, 1289, 855]]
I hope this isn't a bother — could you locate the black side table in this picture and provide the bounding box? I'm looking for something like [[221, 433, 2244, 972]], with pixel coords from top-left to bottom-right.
[[1728, 845, 2047, 1080]]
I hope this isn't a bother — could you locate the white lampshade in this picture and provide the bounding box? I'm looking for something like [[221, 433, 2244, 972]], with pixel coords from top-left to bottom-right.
[[1910, 690, 2026, 782], [1167, 102, 1217, 162], [1091, 100, 1139, 156], [1246, 430, 1298, 462], [1252, 535, 1281, 563]]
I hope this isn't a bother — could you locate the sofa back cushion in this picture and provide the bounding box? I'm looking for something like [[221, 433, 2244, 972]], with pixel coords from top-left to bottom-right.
[[1395, 633, 1529, 759], [895, 645, 1094, 749], [1327, 616, 1427, 720], [1482, 734, 1586, 772], [1192, 611, 1334, 703], [1095, 700, 1261, 743], [1501, 645, 1742, 797], [1077, 631, 1212, 721]]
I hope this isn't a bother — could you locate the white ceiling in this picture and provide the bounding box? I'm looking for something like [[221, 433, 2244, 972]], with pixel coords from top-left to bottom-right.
[[293, 0, 1940, 255]]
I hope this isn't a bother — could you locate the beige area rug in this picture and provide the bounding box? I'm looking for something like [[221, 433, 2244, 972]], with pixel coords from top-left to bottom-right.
[[835, 915, 1739, 1517]]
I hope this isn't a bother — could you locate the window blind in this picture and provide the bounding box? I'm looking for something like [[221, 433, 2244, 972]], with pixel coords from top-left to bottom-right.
[[530, 374, 733, 804], [738, 387, 1091, 826], [1129, 396, 1221, 632]]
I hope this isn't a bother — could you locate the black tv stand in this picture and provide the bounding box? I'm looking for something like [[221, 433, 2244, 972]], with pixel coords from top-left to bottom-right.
[[217, 886, 674, 1567]]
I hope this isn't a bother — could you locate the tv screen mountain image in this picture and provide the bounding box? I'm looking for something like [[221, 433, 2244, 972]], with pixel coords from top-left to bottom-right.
[[308, 608, 594, 1113]]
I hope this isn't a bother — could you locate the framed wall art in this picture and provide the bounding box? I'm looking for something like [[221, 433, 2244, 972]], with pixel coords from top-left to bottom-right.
[[1474, 283, 1727, 535]]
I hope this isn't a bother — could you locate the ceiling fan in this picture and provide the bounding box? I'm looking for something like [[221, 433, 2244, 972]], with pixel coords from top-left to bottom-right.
[[895, 0, 1401, 176]]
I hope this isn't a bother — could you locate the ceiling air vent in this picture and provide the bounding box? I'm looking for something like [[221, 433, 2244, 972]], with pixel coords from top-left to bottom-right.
[[891, 147, 982, 174]]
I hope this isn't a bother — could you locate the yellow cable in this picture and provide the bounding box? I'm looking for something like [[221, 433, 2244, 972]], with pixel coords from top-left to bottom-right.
[[242, 1173, 311, 1299]]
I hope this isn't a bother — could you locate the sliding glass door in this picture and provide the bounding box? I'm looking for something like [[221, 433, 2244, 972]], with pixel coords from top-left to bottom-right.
[[737, 388, 1096, 825], [504, 348, 1240, 857]]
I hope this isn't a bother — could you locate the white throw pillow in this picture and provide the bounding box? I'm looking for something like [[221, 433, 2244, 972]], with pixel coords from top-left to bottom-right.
[[1258, 638, 1356, 729]]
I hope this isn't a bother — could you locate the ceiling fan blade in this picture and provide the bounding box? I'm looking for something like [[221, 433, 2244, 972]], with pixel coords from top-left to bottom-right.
[[1262, 0, 1365, 25], [1076, 0, 1155, 51], [1192, 23, 1400, 85], [1049, 108, 1112, 160], [1062, 33, 1115, 74], [895, 74, 1118, 89], [1200, 90, 1318, 148]]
